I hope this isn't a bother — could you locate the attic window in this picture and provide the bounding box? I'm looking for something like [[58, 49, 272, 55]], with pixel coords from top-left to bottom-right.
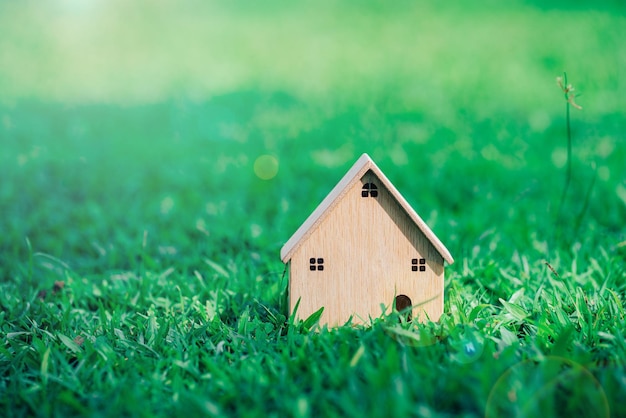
[[309, 257, 324, 271], [412, 258, 426, 272], [361, 183, 378, 198]]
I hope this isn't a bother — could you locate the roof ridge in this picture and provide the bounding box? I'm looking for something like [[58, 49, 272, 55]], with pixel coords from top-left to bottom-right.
[[280, 153, 453, 264]]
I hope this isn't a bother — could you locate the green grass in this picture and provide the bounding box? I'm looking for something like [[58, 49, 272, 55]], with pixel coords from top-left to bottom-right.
[[1, 1, 626, 417]]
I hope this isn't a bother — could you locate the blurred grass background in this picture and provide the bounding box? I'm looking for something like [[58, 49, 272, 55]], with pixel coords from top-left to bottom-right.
[[2, 2, 626, 416], [2, 1, 625, 108], [1, 0, 625, 280]]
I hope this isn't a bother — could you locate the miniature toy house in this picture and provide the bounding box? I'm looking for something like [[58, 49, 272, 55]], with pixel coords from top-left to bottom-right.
[[280, 153, 454, 327]]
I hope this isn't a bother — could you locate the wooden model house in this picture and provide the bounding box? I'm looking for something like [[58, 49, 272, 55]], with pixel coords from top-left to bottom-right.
[[280, 153, 454, 326]]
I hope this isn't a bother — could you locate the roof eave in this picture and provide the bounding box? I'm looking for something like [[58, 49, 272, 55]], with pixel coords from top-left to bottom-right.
[[280, 154, 374, 262], [280, 153, 454, 265]]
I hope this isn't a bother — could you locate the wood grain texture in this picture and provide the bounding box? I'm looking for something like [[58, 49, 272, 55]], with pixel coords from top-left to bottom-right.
[[282, 154, 452, 326]]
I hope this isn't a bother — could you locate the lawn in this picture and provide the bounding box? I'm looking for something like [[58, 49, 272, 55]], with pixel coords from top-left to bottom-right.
[[1, 1, 626, 417]]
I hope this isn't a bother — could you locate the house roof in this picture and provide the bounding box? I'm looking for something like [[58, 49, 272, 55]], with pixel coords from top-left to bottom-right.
[[280, 153, 454, 264]]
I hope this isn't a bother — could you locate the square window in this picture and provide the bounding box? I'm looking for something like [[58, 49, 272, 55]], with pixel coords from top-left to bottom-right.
[[411, 258, 427, 272], [309, 257, 324, 272]]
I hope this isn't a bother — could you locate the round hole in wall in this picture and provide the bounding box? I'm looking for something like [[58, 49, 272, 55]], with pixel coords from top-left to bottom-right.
[[395, 294, 412, 322]]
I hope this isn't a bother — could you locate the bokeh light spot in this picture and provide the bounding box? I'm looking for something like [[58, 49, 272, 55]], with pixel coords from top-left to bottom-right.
[[254, 155, 279, 180], [486, 356, 609, 418]]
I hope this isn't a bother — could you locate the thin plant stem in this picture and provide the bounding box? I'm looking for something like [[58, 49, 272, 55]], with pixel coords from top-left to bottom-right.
[[553, 72, 592, 245], [555, 72, 572, 234], [573, 163, 597, 236], [566, 93, 572, 186]]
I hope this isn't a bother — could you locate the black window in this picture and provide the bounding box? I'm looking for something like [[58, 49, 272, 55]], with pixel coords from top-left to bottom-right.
[[310, 257, 324, 271], [411, 258, 426, 272], [361, 183, 378, 198]]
